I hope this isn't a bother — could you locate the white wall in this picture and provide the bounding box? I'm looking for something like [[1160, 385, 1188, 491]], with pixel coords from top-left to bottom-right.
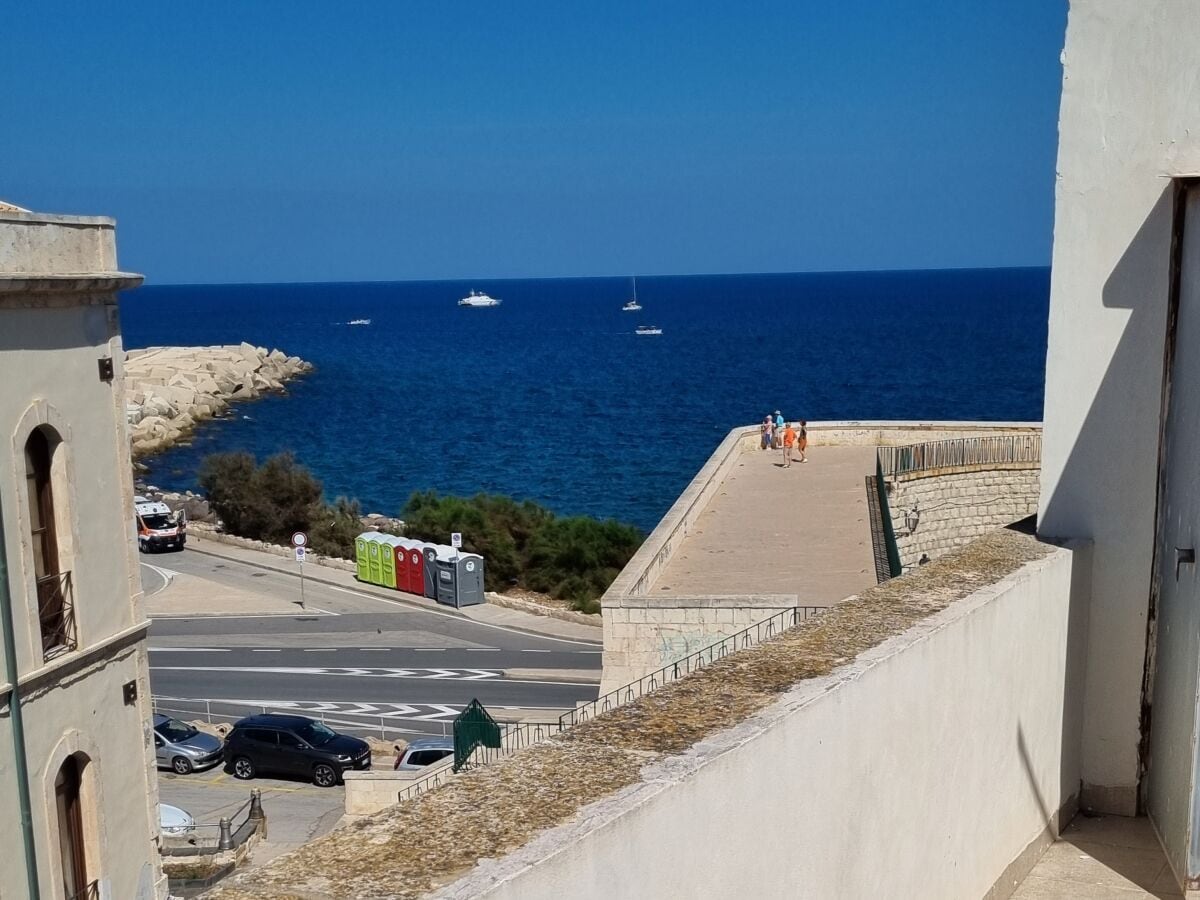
[[1038, 0, 1200, 815], [438, 546, 1091, 900]]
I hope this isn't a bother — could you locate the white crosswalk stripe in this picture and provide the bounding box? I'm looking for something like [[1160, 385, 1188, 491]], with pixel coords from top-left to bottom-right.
[[148, 665, 502, 681], [214, 699, 465, 720]]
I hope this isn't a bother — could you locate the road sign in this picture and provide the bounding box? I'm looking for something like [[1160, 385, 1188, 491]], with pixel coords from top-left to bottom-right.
[[451, 532, 463, 548], [291, 532, 308, 548], [295, 546, 306, 562]]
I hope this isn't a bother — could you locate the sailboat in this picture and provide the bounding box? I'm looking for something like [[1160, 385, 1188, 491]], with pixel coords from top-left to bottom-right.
[[622, 277, 642, 312]]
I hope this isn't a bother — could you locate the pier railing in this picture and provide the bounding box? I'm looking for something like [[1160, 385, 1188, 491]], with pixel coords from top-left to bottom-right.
[[877, 433, 1041, 479]]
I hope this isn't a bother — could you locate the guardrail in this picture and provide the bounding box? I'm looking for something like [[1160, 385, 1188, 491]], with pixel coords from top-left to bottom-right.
[[161, 789, 264, 856], [877, 433, 1042, 479], [560, 605, 826, 728]]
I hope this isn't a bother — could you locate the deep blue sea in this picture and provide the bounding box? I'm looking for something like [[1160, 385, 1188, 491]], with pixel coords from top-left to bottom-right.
[[120, 269, 1049, 532]]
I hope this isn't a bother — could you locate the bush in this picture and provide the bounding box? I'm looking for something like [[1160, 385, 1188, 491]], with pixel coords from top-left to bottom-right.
[[402, 492, 642, 611]]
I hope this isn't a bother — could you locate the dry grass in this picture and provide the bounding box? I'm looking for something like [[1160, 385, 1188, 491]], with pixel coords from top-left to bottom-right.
[[210, 527, 1051, 899]]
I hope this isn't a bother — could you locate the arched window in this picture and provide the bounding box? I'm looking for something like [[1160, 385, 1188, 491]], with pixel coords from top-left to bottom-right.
[[24, 426, 75, 658], [55, 755, 89, 899]]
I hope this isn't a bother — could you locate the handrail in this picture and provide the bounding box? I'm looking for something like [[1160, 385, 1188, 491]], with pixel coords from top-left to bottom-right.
[[560, 605, 826, 729], [160, 789, 264, 855], [877, 433, 1041, 479]]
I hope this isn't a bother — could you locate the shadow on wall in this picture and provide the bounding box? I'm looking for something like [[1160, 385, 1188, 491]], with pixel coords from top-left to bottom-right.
[[1038, 183, 1176, 817]]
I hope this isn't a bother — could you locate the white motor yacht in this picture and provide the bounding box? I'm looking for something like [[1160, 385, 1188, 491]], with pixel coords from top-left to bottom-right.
[[635, 325, 663, 335], [458, 290, 502, 307]]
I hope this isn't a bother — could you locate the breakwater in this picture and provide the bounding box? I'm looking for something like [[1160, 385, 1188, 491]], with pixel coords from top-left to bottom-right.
[[125, 343, 311, 457]]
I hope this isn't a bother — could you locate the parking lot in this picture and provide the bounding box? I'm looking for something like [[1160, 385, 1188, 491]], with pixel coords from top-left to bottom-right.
[[158, 762, 349, 866]]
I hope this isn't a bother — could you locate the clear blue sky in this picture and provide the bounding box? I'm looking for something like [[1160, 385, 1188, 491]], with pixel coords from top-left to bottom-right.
[[2, 1, 1067, 284]]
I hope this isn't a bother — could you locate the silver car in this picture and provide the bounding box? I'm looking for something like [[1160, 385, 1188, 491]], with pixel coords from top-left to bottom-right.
[[395, 737, 454, 770], [153, 714, 223, 774]]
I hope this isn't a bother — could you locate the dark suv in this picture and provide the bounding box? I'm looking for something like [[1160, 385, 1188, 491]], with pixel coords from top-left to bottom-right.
[[223, 714, 371, 787]]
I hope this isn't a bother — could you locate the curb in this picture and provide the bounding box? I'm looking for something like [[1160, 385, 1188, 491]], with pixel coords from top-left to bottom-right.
[[184, 538, 604, 644], [501, 669, 603, 684]]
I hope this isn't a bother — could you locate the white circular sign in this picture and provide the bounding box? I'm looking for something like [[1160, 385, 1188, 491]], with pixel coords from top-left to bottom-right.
[[291, 532, 308, 548], [465, 561, 476, 572]]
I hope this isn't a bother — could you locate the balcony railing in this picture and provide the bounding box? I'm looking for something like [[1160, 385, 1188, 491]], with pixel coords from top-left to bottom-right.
[[37, 570, 77, 661], [877, 433, 1042, 479]]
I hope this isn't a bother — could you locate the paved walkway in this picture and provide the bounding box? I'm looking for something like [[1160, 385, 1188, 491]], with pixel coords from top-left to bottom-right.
[[1012, 815, 1180, 898], [651, 445, 878, 604]]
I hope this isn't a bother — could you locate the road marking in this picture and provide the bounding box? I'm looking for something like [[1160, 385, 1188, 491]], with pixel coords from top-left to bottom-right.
[[323, 584, 601, 647], [140, 562, 176, 594], [149, 665, 504, 681], [149, 648, 231, 653], [521, 649, 551, 653]]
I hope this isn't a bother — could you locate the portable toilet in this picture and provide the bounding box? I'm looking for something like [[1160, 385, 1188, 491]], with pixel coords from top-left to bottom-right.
[[354, 534, 372, 582], [397, 539, 426, 595], [422, 545, 443, 600], [391, 540, 410, 593], [432, 546, 460, 606], [379, 535, 399, 589], [366, 535, 384, 585], [454, 553, 485, 607]]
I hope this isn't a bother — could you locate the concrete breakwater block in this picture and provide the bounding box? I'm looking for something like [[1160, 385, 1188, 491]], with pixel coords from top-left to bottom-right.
[[125, 344, 312, 458]]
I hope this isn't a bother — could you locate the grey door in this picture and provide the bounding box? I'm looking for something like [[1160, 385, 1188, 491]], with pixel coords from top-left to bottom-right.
[[1147, 185, 1200, 880]]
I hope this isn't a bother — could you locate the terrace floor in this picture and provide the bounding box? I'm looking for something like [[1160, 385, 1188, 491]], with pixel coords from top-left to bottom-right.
[[650, 444, 878, 603], [1012, 815, 1181, 898]]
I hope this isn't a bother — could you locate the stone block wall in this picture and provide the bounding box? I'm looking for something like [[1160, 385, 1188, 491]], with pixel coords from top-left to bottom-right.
[[599, 595, 806, 693], [888, 466, 1041, 571]]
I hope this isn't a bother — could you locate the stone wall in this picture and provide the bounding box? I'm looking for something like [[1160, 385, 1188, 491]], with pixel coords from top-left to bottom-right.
[[600, 595, 805, 692], [124, 344, 312, 457], [888, 466, 1041, 571]]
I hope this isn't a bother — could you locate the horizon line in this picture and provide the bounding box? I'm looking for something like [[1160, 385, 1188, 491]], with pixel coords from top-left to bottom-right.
[[132, 262, 1051, 290]]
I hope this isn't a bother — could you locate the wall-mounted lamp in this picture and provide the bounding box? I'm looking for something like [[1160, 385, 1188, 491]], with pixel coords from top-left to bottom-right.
[[904, 504, 921, 535]]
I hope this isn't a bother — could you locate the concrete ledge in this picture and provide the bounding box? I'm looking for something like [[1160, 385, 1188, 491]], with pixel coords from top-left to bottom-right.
[[344, 759, 457, 816], [604, 594, 801, 609]]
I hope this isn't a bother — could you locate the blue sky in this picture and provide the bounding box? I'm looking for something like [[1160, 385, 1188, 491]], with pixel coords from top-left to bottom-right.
[[2, 1, 1067, 284]]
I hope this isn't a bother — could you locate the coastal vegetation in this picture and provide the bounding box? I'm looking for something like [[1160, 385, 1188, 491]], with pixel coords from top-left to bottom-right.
[[197, 453, 642, 612]]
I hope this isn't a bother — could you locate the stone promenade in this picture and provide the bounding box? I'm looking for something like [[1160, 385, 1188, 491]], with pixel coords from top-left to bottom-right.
[[650, 444, 878, 604]]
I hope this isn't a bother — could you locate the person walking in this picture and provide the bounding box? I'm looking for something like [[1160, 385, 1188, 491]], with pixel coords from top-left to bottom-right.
[[773, 410, 785, 448], [761, 414, 773, 450], [797, 420, 809, 463], [782, 421, 797, 467]]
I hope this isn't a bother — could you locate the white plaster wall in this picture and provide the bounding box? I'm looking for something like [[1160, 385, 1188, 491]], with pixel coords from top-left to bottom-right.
[[1038, 0, 1200, 814], [440, 546, 1090, 900]]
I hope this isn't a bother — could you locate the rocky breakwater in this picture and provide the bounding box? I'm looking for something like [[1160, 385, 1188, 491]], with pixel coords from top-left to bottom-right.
[[125, 344, 312, 457]]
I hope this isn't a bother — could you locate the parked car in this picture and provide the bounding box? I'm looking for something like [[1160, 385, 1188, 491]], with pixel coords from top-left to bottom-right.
[[152, 714, 223, 774], [395, 737, 454, 770], [158, 803, 195, 836], [223, 714, 371, 787]]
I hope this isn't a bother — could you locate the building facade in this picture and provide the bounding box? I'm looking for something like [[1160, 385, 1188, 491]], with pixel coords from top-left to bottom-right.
[[0, 206, 165, 899], [1040, 0, 1200, 887]]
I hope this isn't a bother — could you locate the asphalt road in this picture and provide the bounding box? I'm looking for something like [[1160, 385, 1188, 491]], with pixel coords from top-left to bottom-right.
[[143, 548, 601, 738]]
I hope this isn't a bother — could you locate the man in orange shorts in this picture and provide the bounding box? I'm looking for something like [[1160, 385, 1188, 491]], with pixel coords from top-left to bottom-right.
[[782, 421, 797, 468]]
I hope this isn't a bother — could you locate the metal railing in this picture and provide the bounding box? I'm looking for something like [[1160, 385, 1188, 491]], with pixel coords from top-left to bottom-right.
[[877, 433, 1041, 479], [37, 570, 77, 661], [560, 605, 826, 729], [65, 880, 99, 900], [396, 605, 828, 801], [161, 789, 264, 856]]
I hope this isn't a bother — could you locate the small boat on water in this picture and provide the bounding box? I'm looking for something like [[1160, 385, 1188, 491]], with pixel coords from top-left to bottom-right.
[[347, 318, 371, 326], [622, 276, 642, 311], [635, 325, 663, 335], [458, 290, 502, 307]]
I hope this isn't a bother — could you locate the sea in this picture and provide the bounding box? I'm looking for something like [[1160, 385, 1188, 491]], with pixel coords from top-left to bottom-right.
[[120, 268, 1050, 533]]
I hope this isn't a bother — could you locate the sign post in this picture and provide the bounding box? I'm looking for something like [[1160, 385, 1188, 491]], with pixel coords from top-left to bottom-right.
[[292, 532, 308, 609], [450, 533, 463, 607]]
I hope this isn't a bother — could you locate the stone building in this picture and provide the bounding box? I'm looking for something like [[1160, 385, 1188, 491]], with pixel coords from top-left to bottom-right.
[[0, 205, 165, 898]]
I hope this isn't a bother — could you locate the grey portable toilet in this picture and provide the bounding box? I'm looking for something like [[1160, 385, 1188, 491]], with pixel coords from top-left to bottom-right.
[[432, 546, 459, 607], [422, 544, 442, 600], [454, 553, 485, 607]]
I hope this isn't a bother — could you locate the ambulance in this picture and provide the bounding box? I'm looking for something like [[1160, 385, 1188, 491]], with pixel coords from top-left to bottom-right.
[[134, 496, 187, 553]]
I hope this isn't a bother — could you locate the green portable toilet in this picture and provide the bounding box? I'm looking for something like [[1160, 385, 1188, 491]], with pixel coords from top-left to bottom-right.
[[366, 535, 384, 584], [355, 534, 372, 582], [379, 535, 398, 589]]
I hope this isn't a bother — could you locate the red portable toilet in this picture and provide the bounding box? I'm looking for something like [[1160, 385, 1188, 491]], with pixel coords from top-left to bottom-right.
[[396, 539, 426, 595]]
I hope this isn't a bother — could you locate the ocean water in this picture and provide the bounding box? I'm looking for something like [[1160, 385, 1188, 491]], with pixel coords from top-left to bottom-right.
[[120, 268, 1050, 532]]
